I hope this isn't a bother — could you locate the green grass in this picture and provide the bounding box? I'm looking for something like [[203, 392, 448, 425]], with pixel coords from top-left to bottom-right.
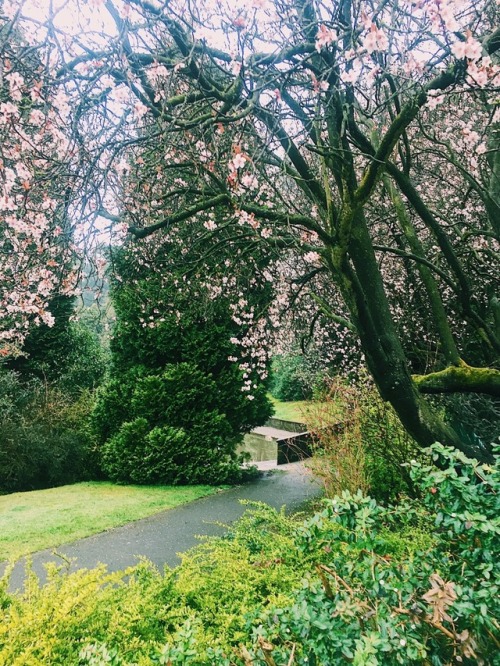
[[270, 396, 341, 424], [0, 482, 223, 561]]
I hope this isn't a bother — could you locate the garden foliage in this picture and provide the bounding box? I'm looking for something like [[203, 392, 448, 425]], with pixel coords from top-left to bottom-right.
[[1, 445, 498, 664], [269, 354, 317, 402], [309, 377, 424, 503], [0, 370, 97, 493]]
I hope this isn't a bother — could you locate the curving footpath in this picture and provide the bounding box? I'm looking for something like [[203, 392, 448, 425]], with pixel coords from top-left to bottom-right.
[[3, 462, 322, 593]]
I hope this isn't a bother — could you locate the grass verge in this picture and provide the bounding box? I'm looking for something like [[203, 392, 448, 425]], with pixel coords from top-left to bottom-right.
[[0, 482, 224, 561], [269, 396, 340, 424]]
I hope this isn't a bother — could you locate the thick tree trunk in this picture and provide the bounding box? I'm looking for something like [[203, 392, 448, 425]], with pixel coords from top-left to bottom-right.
[[333, 211, 494, 463]]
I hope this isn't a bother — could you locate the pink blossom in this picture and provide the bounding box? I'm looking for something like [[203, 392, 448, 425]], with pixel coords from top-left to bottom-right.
[[230, 153, 247, 170], [146, 63, 169, 84], [304, 251, 321, 264], [52, 90, 71, 118], [363, 24, 388, 54], [29, 109, 45, 126], [451, 35, 482, 61], [315, 24, 337, 52], [132, 101, 149, 120], [2, 0, 17, 19], [0, 101, 19, 123], [466, 61, 489, 86], [426, 90, 445, 110], [6, 72, 24, 102], [231, 60, 242, 76], [439, 3, 459, 31], [241, 173, 258, 189]]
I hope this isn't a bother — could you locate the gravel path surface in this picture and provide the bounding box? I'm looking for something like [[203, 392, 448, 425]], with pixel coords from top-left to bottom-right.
[[3, 462, 322, 593]]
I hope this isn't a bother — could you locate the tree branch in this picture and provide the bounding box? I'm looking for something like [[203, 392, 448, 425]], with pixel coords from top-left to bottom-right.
[[413, 362, 500, 396], [128, 194, 230, 238]]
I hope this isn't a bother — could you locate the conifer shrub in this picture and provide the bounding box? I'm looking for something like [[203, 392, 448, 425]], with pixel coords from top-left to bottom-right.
[[99, 363, 253, 485]]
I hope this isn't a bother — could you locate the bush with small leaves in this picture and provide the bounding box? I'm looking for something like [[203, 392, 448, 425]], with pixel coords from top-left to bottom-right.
[[0, 370, 98, 492], [245, 444, 499, 665], [1, 447, 497, 665]]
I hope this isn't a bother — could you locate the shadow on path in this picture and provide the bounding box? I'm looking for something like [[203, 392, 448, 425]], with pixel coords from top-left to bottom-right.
[[3, 462, 322, 593]]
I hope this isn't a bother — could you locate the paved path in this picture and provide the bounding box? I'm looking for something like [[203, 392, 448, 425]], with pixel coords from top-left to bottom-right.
[[3, 462, 322, 593]]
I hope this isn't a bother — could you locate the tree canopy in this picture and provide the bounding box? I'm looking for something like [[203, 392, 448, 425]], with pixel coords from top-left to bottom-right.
[[1, 0, 499, 459]]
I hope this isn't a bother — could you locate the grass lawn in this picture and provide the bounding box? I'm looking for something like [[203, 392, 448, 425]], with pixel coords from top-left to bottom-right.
[[0, 482, 223, 562], [270, 396, 341, 424]]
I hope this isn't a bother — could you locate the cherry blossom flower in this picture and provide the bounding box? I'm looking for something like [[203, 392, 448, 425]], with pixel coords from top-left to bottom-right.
[[231, 60, 242, 76], [6, 72, 24, 102], [315, 24, 337, 52], [146, 62, 169, 84], [132, 101, 149, 120], [451, 34, 482, 61], [304, 251, 322, 264], [241, 173, 258, 189], [438, 2, 459, 31], [426, 90, 445, 110], [0, 101, 19, 123], [229, 153, 247, 170], [363, 24, 389, 54]]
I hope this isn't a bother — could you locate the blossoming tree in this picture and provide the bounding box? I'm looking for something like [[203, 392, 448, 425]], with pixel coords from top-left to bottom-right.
[[5, 0, 500, 459], [0, 4, 85, 356]]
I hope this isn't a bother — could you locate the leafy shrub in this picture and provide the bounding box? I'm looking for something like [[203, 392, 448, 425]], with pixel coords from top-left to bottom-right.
[[99, 363, 252, 485], [269, 354, 319, 401], [0, 370, 98, 492], [0, 504, 307, 665], [246, 444, 499, 665], [0, 562, 173, 665], [2, 447, 497, 665], [309, 377, 424, 502]]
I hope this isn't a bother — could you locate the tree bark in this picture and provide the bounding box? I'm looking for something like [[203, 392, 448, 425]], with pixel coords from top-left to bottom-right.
[[334, 210, 494, 463]]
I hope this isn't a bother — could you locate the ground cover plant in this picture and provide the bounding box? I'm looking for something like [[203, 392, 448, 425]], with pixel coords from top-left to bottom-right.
[[0, 482, 222, 562], [1, 445, 497, 665]]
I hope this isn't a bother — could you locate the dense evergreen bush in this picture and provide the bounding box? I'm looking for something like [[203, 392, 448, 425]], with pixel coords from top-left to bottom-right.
[[0, 296, 107, 493], [99, 364, 256, 485], [95, 244, 273, 486]]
